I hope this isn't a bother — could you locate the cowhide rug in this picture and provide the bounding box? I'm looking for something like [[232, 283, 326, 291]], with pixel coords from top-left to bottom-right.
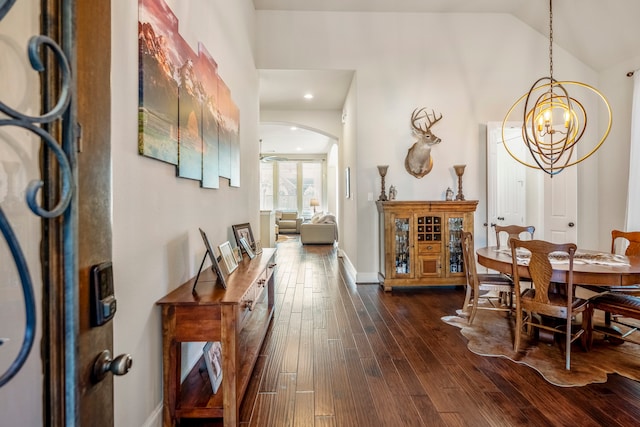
[[442, 309, 640, 387]]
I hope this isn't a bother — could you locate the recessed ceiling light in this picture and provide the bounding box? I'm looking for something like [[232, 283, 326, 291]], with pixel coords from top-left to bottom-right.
[[304, 93, 314, 100], [290, 126, 297, 131], [296, 147, 302, 151]]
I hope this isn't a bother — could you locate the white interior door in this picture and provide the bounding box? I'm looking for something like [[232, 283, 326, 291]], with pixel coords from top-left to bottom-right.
[[486, 122, 528, 246], [487, 121, 577, 246], [544, 167, 578, 243]]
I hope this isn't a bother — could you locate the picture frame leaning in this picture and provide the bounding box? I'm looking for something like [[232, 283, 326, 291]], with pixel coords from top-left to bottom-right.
[[218, 241, 238, 275], [239, 237, 255, 259], [203, 341, 223, 394], [198, 228, 227, 289], [232, 223, 255, 253]]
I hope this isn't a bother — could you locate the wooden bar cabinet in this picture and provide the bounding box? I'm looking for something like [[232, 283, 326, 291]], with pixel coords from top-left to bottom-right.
[[377, 200, 478, 291]]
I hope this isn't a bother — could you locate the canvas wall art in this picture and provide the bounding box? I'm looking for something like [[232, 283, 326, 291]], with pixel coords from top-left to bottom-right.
[[138, 0, 240, 187]]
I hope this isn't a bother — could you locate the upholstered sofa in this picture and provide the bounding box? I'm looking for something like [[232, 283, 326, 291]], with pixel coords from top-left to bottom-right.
[[300, 213, 338, 245], [275, 211, 302, 234]]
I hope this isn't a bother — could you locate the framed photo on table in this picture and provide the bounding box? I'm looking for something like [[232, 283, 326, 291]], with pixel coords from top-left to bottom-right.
[[239, 237, 255, 259], [232, 223, 255, 253], [198, 228, 226, 289], [218, 241, 238, 275], [203, 341, 223, 394], [233, 246, 243, 263]]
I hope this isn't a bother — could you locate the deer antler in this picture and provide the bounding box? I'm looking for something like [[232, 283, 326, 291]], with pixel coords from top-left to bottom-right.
[[411, 108, 443, 134]]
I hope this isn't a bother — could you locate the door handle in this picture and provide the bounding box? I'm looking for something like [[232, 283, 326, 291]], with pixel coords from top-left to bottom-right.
[[568, 222, 575, 227], [92, 350, 133, 382]]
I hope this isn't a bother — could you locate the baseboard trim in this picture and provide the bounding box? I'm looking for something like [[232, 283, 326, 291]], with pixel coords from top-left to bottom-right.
[[338, 249, 379, 285], [355, 271, 380, 284], [139, 401, 163, 427]]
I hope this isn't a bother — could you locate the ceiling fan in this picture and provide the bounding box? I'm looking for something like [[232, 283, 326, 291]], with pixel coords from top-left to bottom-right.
[[259, 138, 288, 162], [259, 154, 288, 162]]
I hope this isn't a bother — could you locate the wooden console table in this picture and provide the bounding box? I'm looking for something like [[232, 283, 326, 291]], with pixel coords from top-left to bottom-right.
[[156, 248, 276, 426]]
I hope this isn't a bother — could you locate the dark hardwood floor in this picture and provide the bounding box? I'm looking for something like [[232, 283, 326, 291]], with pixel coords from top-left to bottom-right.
[[188, 237, 640, 426]]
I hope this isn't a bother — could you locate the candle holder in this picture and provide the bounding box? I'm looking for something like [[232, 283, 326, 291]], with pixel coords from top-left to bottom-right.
[[453, 164, 466, 201], [377, 165, 389, 201]]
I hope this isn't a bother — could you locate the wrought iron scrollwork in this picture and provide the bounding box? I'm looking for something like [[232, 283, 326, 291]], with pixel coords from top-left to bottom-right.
[[0, 25, 73, 385], [0, 0, 17, 21]]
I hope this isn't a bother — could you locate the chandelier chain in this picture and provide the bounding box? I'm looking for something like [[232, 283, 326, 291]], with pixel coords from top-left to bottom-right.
[[549, 0, 554, 79]]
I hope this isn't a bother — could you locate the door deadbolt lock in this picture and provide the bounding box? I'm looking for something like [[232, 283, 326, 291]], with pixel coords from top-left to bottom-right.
[[93, 350, 132, 382], [568, 222, 575, 227]]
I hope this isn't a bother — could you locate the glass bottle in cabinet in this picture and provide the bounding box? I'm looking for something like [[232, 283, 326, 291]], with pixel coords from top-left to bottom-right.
[[448, 216, 464, 274], [394, 217, 410, 274]]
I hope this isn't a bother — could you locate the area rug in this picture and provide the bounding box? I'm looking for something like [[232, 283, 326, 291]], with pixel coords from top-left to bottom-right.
[[442, 309, 640, 387], [276, 234, 299, 243]]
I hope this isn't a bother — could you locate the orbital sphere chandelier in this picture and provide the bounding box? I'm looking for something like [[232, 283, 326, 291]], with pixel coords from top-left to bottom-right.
[[502, 0, 612, 176]]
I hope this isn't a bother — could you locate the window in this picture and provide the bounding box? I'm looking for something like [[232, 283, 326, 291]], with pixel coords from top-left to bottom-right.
[[277, 162, 298, 211], [259, 162, 273, 210], [260, 160, 324, 216], [302, 162, 322, 217]]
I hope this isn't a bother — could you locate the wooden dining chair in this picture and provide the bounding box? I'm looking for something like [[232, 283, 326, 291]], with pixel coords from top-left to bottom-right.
[[509, 239, 592, 370], [495, 224, 535, 249], [611, 229, 640, 256], [589, 230, 640, 344], [589, 292, 640, 345], [461, 231, 514, 324]]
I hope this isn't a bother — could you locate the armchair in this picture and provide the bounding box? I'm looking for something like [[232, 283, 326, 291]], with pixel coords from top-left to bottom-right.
[[275, 211, 302, 234]]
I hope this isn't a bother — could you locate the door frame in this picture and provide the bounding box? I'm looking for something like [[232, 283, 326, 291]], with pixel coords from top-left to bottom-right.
[[40, 0, 78, 424]]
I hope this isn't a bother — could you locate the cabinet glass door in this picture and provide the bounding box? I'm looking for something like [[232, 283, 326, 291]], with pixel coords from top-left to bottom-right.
[[394, 217, 411, 274], [448, 216, 464, 274]]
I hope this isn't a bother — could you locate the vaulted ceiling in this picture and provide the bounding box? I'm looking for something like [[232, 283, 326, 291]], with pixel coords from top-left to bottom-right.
[[254, 0, 640, 155]]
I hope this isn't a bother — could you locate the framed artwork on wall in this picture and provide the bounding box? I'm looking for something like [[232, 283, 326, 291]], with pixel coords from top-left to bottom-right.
[[138, 0, 240, 188], [345, 167, 351, 199]]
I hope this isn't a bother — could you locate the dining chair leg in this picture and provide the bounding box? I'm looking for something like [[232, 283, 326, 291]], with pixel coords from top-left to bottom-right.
[[469, 297, 479, 325], [565, 315, 572, 370], [514, 307, 523, 352], [582, 306, 593, 351], [462, 284, 472, 315]]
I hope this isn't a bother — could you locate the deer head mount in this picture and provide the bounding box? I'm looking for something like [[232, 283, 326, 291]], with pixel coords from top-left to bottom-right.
[[405, 108, 443, 178]]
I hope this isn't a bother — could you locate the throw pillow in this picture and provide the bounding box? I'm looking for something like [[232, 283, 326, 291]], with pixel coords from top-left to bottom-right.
[[311, 212, 323, 224]]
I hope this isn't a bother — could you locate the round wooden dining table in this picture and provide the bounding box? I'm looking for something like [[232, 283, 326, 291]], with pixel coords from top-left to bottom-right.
[[476, 246, 640, 287]]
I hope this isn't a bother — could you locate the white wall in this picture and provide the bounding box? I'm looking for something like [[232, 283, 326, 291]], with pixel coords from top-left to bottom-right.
[[597, 55, 640, 250], [111, 1, 257, 425], [255, 10, 606, 279], [340, 74, 360, 279]]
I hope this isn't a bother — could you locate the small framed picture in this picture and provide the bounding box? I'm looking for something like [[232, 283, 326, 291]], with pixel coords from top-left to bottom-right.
[[345, 166, 351, 199], [203, 341, 223, 394], [218, 241, 238, 275], [239, 237, 255, 259], [233, 246, 243, 263], [254, 239, 263, 255], [232, 223, 255, 253], [198, 228, 226, 289]]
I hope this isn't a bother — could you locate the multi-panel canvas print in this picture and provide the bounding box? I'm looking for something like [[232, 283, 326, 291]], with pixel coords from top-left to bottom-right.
[[138, 0, 240, 187]]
